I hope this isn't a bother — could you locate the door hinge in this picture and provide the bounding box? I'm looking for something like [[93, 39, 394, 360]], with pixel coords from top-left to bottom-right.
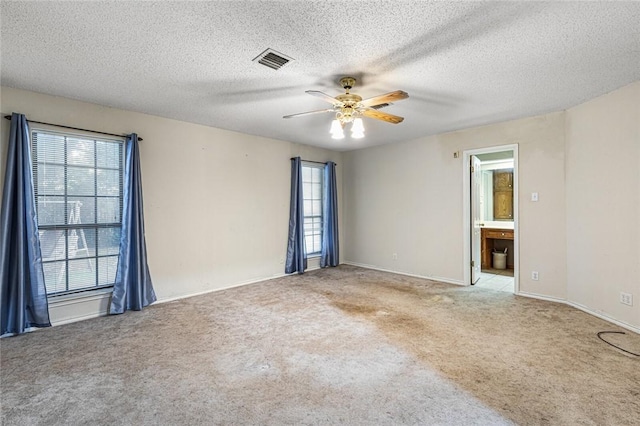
[[471, 260, 475, 267], [470, 166, 475, 173]]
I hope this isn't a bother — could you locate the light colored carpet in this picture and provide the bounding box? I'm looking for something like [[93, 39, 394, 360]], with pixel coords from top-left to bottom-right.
[[2, 265, 639, 425]]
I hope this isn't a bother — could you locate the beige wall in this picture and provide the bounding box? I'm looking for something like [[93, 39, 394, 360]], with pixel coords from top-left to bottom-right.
[[0, 87, 343, 316], [566, 81, 640, 329], [0, 88, 5, 193], [343, 112, 567, 297], [2, 82, 638, 331], [344, 81, 640, 331]]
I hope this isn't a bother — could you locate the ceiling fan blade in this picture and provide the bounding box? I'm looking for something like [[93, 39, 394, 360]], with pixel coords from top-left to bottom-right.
[[360, 90, 409, 107], [361, 109, 405, 124], [306, 90, 342, 105], [283, 108, 335, 119]]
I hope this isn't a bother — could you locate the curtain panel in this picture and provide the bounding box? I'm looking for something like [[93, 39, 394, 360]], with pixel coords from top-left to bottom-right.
[[285, 157, 307, 274], [320, 161, 339, 268], [0, 113, 51, 335], [110, 134, 156, 314]]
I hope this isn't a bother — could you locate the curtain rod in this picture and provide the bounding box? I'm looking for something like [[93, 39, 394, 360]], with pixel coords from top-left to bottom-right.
[[3, 115, 143, 141], [291, 158, 336, 165]]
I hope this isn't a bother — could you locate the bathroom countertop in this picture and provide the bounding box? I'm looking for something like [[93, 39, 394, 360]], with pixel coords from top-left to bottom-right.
[[480, 221, 514, 230]]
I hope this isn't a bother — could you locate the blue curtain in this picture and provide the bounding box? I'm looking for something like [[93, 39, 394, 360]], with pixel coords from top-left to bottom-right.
[[285, 157, 307, 274], [1, 113, 51, 335], [110, 134, 156, 314], [320, 161, 339, 268]]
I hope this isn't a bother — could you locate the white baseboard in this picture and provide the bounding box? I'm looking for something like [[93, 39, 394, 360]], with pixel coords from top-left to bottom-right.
[[518, 291, 640, 335], [567, 301, 640, 335], [157, 273, 289, 304], [158, 260, 322, 305], [517, 291, 566, 304], [343, 261, 465, 286]]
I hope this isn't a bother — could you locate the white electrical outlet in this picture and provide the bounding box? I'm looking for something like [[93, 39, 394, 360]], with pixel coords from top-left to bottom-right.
[[392, 253, 398, 260], [531, 271, 539, 281], [620, 292, 633, 306]]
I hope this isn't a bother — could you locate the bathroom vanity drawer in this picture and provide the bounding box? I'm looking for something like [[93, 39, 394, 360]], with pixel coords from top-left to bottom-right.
[[483, 229, 513, 240]]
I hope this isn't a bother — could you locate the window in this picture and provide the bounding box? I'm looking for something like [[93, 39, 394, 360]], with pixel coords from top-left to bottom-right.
[[31, 129, 124, 296], [302, 163, 323, 255]]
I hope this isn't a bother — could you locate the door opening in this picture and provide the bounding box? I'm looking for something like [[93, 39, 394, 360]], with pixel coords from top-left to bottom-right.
[[463, 146, 518, 293]]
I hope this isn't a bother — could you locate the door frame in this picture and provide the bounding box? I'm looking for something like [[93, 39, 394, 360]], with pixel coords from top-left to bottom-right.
[[470, 155, 482, 284], [462, 144, 519, 293]]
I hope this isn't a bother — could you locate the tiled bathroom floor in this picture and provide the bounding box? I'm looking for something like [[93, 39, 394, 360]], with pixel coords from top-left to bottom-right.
[[474, 269, 515, 293]]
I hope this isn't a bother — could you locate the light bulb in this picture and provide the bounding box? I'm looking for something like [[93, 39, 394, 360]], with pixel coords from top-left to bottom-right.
[[351, 118, 364, 133], [330, 119, 342, 134], [330, 119, 344, 139], [351, 130, 364, 139]]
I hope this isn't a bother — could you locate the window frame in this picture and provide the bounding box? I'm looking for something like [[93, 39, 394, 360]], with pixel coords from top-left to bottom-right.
[[301, 162, 324, 257], [30, 126, 125, 297]]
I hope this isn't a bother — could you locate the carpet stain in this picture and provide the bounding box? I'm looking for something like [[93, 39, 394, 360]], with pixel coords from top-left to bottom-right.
[[381, 283, 425, 296], [314, 266, 640, 426], [426, 294, 454, 304], [331, 300, 380, 316]]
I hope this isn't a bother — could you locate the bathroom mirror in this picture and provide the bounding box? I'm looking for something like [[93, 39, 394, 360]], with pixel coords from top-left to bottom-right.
[[479, 159, 514, 222]]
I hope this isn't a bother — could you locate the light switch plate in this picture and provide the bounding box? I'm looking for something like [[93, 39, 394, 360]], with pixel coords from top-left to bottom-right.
[[531, 192, 539, 202]]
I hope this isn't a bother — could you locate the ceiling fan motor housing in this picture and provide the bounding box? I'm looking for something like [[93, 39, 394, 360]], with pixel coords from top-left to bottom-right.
[[339, 77, 357, 91], [335, 93, 363, 123]]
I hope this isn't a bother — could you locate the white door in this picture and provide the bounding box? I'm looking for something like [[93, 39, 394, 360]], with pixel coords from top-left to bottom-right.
[[471, 155, 482, 284]]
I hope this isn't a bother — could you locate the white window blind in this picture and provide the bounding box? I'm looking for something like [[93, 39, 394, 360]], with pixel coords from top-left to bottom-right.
[[31, 129, 124, 296]]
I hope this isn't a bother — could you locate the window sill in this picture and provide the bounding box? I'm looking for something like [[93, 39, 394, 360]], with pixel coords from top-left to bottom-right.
[[48, 287, 113, 308]]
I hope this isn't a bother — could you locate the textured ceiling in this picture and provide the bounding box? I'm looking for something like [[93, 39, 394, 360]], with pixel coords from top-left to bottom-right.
[[1, 1, 639, 151]]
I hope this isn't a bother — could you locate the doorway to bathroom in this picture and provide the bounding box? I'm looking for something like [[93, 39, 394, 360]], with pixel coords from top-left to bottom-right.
[[463, 145, 518, 294]]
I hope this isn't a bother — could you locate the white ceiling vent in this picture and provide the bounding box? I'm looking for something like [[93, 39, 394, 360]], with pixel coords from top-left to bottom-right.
[[253, 48, 293, 70]]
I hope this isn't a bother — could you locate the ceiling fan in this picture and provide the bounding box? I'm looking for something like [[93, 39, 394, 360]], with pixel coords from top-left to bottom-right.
[[283, 77, 409, 139]]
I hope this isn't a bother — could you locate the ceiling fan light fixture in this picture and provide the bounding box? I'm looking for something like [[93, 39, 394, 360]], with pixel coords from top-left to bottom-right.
[[331, 130, 345, 140], [330, 120, 345, 139], [352, 118, 364, 133], [330, 119, 342, 134], [284, 77, 408, 140], [351, 118, 365, 139]]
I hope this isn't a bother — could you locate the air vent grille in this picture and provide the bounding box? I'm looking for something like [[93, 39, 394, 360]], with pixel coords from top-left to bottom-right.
[[253, 48, 294, 70], [260, 52, 289, 69]]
